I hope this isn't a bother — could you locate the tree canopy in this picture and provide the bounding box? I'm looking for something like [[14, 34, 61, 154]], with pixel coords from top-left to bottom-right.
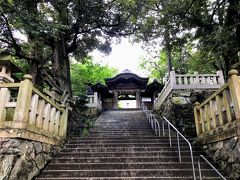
[[0, 0, 146, 95], [136, 0, 240, 78], [1, 0, 240, 93], [71, 57, 117, 96]]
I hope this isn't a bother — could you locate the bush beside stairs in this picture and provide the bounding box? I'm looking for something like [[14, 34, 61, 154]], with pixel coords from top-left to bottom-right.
[[37, 110, 226, 180]]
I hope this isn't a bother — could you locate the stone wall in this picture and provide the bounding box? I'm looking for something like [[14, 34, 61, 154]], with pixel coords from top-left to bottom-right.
[[155, 89, 214, 137], [202, 137, 240, 179], [0, 138, 61, 180]]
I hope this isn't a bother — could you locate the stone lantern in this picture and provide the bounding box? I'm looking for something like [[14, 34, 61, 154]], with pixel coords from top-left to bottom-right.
[[0, 54, 22, 83]]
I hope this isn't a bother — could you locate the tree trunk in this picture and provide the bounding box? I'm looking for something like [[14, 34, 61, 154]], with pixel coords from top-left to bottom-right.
[[164, 29, 172, 76], [51, 1, 72, 96], [52, 36, 72, 96], [26, 0, 43, 87]]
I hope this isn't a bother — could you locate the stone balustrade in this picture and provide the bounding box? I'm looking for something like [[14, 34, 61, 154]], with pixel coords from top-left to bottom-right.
[[0, 75, 68, 145], [194, 69, 240, 142], [154, 70, 225, 110], [193, 70, 240, 178]]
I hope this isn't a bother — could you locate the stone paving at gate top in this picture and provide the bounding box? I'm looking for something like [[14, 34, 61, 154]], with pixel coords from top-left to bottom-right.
[[93, 110, 151, 130]]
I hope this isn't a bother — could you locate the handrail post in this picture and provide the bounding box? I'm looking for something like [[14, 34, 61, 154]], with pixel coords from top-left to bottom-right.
[[162, 121, 165, 136], [13, 74, 33, 127], [198, 157, 203, 180], [177, 133, 181, 162], [228, 69, 240, 120], [168, 123, 172, 147], [154, 118, 157, 135], [163, 117, 196, 180]]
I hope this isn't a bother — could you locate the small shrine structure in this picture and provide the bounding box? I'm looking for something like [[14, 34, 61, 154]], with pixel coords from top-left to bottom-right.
[[86, 69, 163, 110]]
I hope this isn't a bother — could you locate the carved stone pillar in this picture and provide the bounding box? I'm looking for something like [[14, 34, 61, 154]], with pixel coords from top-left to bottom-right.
[[113, 91, 118, 109]]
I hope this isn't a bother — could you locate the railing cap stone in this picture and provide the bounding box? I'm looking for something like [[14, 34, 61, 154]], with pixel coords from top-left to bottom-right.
[[194, 102, 200, 106], [23, 74, 33, 81], [228, 69, 238, 77]]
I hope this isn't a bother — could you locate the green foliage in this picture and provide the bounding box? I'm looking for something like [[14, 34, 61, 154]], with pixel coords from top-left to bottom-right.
[[136, 0, 240, 78], [71, 57, 118, 96], [139, 50, 167, 83], [0, 0, 148, 92], [67, 97, 97, 138], [140, 45, 217, 81]]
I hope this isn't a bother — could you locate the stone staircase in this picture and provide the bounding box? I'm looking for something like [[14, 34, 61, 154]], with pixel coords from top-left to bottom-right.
[[37, 110, 225, 179]]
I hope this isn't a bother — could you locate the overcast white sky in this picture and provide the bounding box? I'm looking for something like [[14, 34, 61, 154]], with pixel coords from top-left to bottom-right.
[[90, 38, 148, 77]]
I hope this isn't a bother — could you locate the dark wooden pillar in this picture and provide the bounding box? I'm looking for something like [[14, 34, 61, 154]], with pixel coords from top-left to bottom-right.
[[136, 90, 141, 109], [113, 90, 118, 109]]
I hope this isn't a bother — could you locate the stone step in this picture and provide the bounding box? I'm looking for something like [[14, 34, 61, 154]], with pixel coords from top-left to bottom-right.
[[90, 132, 154, 135], [57, 151, 202, 158], [45, 162, 211, 170], [52, 156, 200, 163], [91, 128, 153, 131], [88, 135, 157, 138], [90, 129, 153, 132], [36, 177, 224, 180], [65, 142, 190, 148], [37, 169, 221, 178], [37, 110, 226, 180], [67, 139, 188, 144], [72, 136, 175, 140], [61, 146, 201, 153]]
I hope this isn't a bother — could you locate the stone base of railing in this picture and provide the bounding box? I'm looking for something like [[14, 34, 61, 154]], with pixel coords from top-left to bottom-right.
[[197, 121, 239, 144], [154, 89, 214, 137], [0, 74, 68, 146], [0, 138, 61, 180], [197, 121, 240, 179], [0, 128, 64, 146]]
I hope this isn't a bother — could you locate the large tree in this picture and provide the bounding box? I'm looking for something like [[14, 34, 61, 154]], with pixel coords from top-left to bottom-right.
[[0, 0, 146, 95], [136, 0, 240, 77]]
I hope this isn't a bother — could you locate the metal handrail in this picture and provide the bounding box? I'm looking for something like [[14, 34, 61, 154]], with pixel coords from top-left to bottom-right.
[[163, 116, 196, 180], [142, 106, 160, 137], [141, 104, 196, 180], [198, 155, 226, 180]]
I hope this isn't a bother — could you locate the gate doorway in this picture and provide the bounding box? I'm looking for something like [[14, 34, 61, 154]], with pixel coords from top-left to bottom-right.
[[86, 69, 163, 110], [118, 94, 137, 109]]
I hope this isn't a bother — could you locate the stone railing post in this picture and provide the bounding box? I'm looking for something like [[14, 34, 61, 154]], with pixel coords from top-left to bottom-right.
[[59, 105, 68, 138], [0, 87, 11, 123], [228, 69, 240, 120], [13, 74, 33, 127], [194, 71, 200, 84], [217, 70, 225, 84], [170, 70, 176, 88], [194, 102, 201, 135]]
